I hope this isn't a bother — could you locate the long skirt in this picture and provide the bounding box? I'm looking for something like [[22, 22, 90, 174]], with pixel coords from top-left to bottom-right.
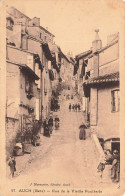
[[79, 129, 86, 140]]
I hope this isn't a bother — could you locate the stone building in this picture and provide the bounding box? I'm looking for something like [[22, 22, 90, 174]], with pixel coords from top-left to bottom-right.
[[6, 6, 61, 157], [59, 48, 74, 93], [75, 50, 92, 111], [85, 31, 120, 152], [6, 44, 40, 158], [76, 30, 120, 153]]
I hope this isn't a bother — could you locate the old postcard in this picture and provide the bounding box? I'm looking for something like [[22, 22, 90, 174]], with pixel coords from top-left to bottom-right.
[[0, 0, 125, 195]]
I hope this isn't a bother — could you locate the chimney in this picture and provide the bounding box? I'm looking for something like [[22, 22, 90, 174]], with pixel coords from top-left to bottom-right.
[[92, 30, 101, 77], [92, 29, 102, 52], [90, 30, 101, 127]]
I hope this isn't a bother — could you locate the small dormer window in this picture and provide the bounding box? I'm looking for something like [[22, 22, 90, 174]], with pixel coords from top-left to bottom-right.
[[6, 17, 14, 30]]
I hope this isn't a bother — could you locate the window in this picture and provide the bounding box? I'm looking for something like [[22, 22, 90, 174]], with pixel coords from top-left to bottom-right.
[[40, 33, 42, 39], [111, 89, 120, 112], [25, 80, 33, 93], [25, 76, 34, 99], [85, 71, 90, 80], [6, 17, 14, 30]]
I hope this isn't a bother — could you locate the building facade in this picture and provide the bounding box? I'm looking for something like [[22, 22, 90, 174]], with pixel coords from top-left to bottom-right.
[[6, 45, 40, 158], [59, 49, 74, 94], [76, 30, 120, 153], [6, 6, 62, 157]]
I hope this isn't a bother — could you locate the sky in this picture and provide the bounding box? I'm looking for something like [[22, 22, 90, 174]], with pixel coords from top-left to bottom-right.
[[6, 0, 124, 56]]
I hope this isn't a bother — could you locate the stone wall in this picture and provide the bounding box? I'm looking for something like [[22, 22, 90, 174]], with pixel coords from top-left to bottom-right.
[[7, 45, 34, 66], [97, 84, 120, 140], [6, 118, 20, 159], [99, 42, 119, 67], [6, 62, 20, 119]]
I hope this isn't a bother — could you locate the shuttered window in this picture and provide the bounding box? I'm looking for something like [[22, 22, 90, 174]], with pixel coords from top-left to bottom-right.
[[111, 89, 120, 112]]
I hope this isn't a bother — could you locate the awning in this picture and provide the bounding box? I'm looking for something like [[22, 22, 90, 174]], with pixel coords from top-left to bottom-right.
[[84, 72, 119, 86], [104, 137, 120, 143], [42, 42, 52, 61], [20, 65, 39, 80], [42, 42, 60, 73]]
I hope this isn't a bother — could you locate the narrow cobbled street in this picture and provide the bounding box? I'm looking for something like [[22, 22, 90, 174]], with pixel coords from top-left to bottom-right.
[[4, 4, 122, 196], [7, 89, 119, 195]]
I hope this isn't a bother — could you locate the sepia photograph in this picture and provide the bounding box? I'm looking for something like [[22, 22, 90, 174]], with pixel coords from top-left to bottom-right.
[[0, 0, 125, 195]]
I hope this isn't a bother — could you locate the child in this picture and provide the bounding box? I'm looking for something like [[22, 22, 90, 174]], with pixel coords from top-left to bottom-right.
[[97, 155, 106, 179], [8, 156, 16, 177]]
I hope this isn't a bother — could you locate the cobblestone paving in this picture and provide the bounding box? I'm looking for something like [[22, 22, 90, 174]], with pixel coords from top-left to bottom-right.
[[7, 90, 120, 194]]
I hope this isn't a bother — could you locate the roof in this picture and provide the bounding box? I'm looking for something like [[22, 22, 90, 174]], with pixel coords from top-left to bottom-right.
[[84, 72, 119, 86], [94, 39, 118, 54], [104, 136, 120, 142], [39, 26, 55, 37], [42, 42, 53, 61], [7, 7, 31, 20], [70, 57, 75, 65], [70, 57, 75, 62], [76, 33, 119, 59], [58, 47, 70, 63], [88, 36, 119, 58], [6, 59, 39, 80], [75, 50, 92, 60], [20, 65, 40, 80]]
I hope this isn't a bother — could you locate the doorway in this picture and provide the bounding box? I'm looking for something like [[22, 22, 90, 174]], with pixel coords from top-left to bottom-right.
[[111, 141, 120, 153]]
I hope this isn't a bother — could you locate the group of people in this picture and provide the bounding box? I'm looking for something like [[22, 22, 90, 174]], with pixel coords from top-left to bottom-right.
[[69, 103, 81, 112], [51, 98, 60, 112], [43, 116, 60, 137], [97, 149, 120, 183]]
